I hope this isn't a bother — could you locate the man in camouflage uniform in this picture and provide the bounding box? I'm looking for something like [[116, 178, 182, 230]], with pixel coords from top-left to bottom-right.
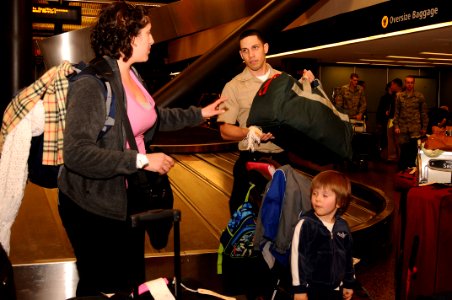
[[335, 73, 367, 120], [393, 75, 429, 170]]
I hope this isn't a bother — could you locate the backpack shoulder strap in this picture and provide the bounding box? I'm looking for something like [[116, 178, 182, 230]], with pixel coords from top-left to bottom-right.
[[243, 183, 255, 204], [70, 60, 116, 140]]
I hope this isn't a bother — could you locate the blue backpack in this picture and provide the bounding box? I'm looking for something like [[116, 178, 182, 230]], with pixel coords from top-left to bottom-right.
[[217, 184, 257, 274]]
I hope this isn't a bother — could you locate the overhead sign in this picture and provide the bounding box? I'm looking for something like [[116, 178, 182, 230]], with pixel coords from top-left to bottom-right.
[[32, 5, 81, 25], [271, 0, 451, 54], [380, 4, 444, 31]]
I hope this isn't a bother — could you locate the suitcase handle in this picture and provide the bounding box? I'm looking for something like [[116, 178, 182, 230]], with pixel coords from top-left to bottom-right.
[[131, 209, 181, 228], [131, 209, 182, 299]]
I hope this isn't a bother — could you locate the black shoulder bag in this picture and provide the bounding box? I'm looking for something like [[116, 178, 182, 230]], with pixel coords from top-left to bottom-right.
[[115, 83, 174, 250]]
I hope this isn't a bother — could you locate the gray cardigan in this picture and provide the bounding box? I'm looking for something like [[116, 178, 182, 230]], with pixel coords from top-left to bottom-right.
[[59, 56, 204, 220], [254, 164, 312, 255]]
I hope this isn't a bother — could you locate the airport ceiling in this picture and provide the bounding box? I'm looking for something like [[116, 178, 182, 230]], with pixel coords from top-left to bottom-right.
[[267, 24, 452, 69], [32, 0, 452, 69]]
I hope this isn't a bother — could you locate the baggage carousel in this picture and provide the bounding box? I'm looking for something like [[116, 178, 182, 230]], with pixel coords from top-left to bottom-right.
[[148, 126, 394, 261], [10, 126, 394, 299]]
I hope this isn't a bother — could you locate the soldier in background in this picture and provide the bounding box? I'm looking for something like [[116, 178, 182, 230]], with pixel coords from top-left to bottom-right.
[[335, 73, 367, 121], [377, 78, 403, 161], [393, 75, 429, 170]]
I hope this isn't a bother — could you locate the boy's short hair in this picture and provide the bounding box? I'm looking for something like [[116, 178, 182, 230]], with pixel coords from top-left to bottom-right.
[[311, 170, 352, 215]]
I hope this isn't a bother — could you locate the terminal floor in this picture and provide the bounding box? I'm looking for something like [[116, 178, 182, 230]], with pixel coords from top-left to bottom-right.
[[10, 155, 401, 300]]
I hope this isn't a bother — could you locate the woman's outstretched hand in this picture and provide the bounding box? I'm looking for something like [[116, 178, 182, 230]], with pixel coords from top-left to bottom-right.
[[201, 96, 227, 118]]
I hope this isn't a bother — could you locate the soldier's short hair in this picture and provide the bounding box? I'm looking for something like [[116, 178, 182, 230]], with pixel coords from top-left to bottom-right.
[[392, 78, 403, 88], [239, 29, 267, 44], [405, 75, 416, 82]]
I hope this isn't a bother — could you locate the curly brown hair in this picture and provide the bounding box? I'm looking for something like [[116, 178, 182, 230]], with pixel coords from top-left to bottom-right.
[[91, 2, 151, 62]]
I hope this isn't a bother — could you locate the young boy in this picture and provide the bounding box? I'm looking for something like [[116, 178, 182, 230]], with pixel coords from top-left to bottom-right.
[[291, 170, 356, 300]]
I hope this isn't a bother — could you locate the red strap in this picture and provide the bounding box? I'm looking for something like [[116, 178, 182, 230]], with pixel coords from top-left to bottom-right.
[[258, 73, 281, 96]]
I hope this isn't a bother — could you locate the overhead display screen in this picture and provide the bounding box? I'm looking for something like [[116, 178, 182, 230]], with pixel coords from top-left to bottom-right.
[[32, 5, 81, 25]]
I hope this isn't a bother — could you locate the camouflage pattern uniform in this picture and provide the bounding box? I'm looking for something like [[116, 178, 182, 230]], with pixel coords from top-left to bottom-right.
[[393, 90, 429, 144], [393, 89, 428, 170], [335, 84, 367, 118]]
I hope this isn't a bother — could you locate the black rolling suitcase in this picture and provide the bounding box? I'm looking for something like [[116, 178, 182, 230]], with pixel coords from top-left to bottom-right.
[[133, 210, 236, 300], [69, 209, 235, 300], [130, 209, 182, 299], [67, 209, 182, 300]]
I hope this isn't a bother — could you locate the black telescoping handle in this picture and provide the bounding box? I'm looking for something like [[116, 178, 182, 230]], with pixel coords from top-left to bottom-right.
[[130, 209, 181, 228], [173, 214, 181, 299], [130, 209, 182, 299]]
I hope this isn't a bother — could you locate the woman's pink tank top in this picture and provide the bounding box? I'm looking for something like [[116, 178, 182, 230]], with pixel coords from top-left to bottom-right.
[[124, 70, 157, 154]]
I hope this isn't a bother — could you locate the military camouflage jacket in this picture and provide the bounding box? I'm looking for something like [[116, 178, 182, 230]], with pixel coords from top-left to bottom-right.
[[393, 90, 429, 138], [335, 84, 367, 118]]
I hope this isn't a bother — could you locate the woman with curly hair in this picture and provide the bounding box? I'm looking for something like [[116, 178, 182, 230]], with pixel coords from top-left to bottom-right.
[[58, 2, 225, 296]]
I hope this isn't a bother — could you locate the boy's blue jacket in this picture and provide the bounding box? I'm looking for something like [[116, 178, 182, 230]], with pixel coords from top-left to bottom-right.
[[291, 210, 356, 294]]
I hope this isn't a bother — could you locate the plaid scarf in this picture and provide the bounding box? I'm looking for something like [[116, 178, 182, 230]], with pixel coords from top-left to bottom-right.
[[1, 61, 74, 165]]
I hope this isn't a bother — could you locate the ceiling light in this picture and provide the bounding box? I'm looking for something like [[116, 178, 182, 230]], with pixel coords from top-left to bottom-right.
[[426, 57, 452, 61], [360, 59, 394, 62], [267, 21, 452, 59], [404, 65, 434, 68], [386, 55, 424, 60], [420, 52, 452, 56], [371, 63, 402, 67], [397, 60, 430, 64], [336, 62, 368, 65]]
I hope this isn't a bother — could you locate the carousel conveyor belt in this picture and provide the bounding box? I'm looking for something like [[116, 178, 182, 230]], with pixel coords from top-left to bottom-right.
[[9, 128, 393, 266], [151, 126, 394, 260], [158, 146, 393, 260]]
